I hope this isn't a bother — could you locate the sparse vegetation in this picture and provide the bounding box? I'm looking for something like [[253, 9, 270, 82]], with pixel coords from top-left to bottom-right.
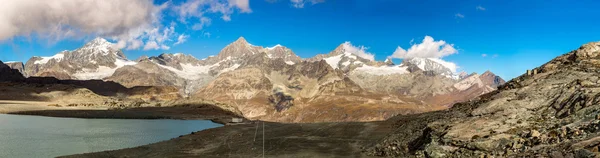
[[47, 104, 61, 107]]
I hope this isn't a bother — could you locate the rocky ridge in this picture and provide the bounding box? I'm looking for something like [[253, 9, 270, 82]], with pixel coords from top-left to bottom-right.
[[365, 41, 600, 157]]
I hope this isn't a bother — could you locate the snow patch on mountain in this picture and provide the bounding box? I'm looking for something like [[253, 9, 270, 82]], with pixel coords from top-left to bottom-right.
[[79, 38, 115, 56], [341, 61, 351, 66], [344, 51, 358, 59], [324, 51, 368, 69], [158, 63, 212, 80], [342, 42, 374, 61], [354, 65, 409, 75], [72, 59, 136, 80], [266, 44, 282, 50], [34, 53, 65, 64], [324, 54, 343, 69], [404, 57, 457, 79]]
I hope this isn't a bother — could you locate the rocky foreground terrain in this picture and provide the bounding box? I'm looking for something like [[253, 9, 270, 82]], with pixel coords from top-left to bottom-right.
[[64, 41, 600, 157], [364, 41, 600, 157]]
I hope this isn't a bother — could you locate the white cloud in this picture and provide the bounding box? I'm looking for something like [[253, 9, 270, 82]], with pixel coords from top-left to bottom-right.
[[0, 0, 254, 51], [203, 32, 212, 38], [127, 39, 144, 50], [175, 34, 189, 45], [143, 41, 160, 50], [191, 17, 212, 30], [476, 6, 486, 11], [389, 36, 458, 59], [174, 0, 251, 29], [0, 0, 188, 51], [493, 54, 499, 58], [455, 13, 465, 18], [389, 36, 459, 73], [228, 0, 252, 13], [290, 0, 324, 8], [481, 54, 488, 57], [343, 42, 375, 61]]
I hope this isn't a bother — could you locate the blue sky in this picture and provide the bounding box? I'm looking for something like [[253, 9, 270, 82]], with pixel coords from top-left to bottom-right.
[[1, 0, 600, 80]]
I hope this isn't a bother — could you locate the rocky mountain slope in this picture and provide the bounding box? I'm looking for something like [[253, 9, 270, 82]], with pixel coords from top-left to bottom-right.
[[4, 61, 24, 74], [106, 37, 304, 96], [193, 51, 437, 122], [365, 41, 600, 157], [24, 38, 136, 80], [12, 37, 505, 122]]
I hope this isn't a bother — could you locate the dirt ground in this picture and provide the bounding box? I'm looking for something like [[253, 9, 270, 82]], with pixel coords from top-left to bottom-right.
[[62, 120, 393, 158]]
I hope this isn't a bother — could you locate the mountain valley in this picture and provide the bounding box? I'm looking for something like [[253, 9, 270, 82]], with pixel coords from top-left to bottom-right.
[[62, 40, 600, 158]]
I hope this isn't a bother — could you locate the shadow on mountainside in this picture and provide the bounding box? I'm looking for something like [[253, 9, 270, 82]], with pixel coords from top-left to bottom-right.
[[0, 75, 179, 102]]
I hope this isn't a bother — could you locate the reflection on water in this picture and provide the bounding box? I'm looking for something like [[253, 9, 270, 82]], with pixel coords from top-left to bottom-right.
[[0, 114, 222, 157]]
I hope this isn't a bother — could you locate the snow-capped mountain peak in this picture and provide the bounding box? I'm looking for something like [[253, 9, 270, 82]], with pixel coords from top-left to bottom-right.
[[266, 44, 283, 50], [79, 37, 116, 56], [24, 37, 135, 80], [402, 57, 457, 79]]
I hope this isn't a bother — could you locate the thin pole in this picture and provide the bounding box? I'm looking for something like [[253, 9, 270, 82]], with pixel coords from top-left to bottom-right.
[[262, 121, 265, 158], [254, 121, 259, 142]]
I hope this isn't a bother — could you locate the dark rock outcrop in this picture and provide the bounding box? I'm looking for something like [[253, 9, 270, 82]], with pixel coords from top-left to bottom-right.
[[0, 60, 25, 81], [4, 61, 24, 74]]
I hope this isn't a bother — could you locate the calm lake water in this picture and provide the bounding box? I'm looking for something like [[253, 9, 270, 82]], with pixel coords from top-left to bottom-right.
[[0, 114, 222, 157]]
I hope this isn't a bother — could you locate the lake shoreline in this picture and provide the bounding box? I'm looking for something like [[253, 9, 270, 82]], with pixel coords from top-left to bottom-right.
[[1, 100, 247, 125], [8, 108, 240, 125]]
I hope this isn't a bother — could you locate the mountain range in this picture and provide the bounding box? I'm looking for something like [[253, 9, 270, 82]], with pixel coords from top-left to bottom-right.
[[2, 37, 505, 122], [34, 39, 600, 157]]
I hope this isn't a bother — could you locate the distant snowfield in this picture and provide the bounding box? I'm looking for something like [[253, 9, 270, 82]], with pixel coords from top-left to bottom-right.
[[324, 54, 343, 69], [157, 63, 212, 80], [72, 59, 137, 80], [353, 65, 409, 75], [34, 53, 65, 64], [156, 56, 241, 80], [266, 44, 282, 50], [324, 51, 366, 69]]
